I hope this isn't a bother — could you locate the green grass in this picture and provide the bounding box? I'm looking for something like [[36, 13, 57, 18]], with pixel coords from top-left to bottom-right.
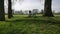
[[0, 14, 60, 34]]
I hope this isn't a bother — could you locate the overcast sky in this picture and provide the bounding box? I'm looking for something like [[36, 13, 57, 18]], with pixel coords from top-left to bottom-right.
[[5, 0, 60, 13]]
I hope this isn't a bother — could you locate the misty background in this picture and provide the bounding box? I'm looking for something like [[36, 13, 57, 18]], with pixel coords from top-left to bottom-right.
[[4, 0, 60, 13]]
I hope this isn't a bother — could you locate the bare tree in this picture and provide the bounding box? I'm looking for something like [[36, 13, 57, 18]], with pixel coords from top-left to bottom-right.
[[0, 0, 5, 21], [43, 0, 54, 17]]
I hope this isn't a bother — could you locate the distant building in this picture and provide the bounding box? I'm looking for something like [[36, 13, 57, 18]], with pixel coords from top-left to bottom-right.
[[14, 10, 23, 14], [32, 9, 39, 14], [32, 9, 39, 16], [40, 9, 44, 14], [24, 10, 29, 14]]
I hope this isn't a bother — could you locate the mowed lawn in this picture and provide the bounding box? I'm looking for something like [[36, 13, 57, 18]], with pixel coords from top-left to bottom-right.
[[0, 14, 60, 34]]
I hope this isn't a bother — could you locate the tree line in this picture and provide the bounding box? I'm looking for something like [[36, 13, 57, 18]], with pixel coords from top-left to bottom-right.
[[0, 0, 54, 21]]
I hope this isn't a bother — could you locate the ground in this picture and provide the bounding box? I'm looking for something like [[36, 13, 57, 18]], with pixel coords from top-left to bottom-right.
[[0, 14, 60, 34]]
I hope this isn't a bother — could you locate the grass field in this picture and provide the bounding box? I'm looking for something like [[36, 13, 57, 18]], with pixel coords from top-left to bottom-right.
[[0, 14, 60, 34]]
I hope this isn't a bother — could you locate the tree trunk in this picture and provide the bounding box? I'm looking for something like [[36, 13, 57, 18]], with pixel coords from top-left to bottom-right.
[[43, 0, 54, 17], [8, 0, 13, 18], [0, 0, 5, 21]]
